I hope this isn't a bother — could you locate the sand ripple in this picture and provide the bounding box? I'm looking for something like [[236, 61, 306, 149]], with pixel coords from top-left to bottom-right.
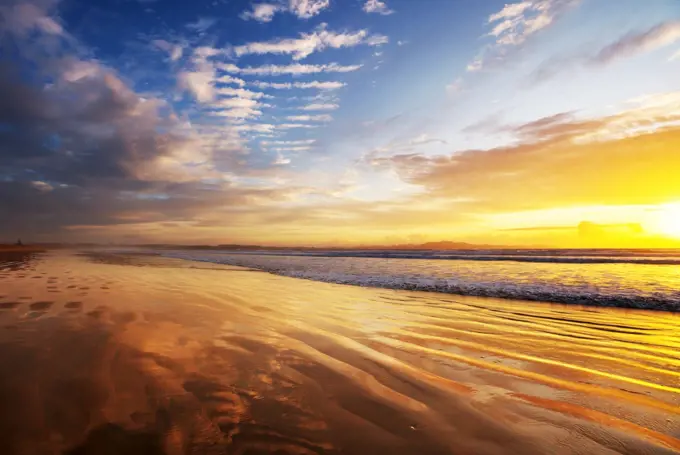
[[0, 250, 678, 454]]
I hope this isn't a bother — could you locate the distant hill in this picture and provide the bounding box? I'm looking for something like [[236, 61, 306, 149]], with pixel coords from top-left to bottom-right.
[[138, 240, 517, 251]]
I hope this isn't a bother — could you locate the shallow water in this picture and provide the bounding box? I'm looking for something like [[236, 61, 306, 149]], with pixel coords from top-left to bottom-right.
[[162, 250, 680, 311], [0, 250, 678, 454]]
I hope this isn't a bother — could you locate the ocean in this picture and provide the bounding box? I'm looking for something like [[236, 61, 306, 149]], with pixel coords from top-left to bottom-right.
[[162, 249, 680, 311]]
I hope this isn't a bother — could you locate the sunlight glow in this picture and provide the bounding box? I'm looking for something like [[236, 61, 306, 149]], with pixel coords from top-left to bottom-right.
[[653, 203, 680, 238]]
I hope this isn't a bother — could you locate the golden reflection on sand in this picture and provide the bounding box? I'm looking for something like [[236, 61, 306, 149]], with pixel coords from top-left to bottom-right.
[[0, 250, 678, 454]]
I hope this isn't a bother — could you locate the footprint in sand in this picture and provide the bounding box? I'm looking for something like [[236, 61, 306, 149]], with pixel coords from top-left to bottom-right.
[[65, 301, 83, 310], [29, 301, 54, 311], [0, 302, 21, 310]]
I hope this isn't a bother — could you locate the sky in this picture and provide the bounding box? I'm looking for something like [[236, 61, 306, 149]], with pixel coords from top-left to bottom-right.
[[1, 0, 680, 247]]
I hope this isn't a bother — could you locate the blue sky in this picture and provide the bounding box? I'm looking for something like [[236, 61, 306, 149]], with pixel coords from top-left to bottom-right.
[[1, 0, 680, 245]]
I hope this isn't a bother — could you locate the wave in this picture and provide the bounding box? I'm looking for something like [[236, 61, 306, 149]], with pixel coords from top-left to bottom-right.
[[162, 251, 680, 312]]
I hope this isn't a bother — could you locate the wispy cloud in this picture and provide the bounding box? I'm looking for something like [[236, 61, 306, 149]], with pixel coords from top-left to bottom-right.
[[220, 62, 362, 75], [289, 0, 330, 19], [529, 21, 680, 84], [251, 81, 345, 90], [363, 0, 394, 15], [216, 74, 246, 86], [277, 123, 320, 129], [591, 21, 680, 65], [468, 0, 580, 72], [240, 3, 284, 22], [240, 0, 330, 23], [262, 140, 316, 146], [301, 103, 339, 111], [232, 25, 387, 60], [271, 146, 313, 152], [286, 114, 333, 122], [185, 17, 217, 32], [215, 87, 272, 99], [671, 49, 680, 61], [152, 40, 184, 61]]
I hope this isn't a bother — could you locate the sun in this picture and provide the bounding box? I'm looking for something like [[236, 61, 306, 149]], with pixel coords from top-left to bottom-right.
[[654, 203, 680, 239]]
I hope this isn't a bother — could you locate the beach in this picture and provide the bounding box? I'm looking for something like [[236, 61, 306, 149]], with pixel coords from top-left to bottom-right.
[[0, 250, 678, 455]]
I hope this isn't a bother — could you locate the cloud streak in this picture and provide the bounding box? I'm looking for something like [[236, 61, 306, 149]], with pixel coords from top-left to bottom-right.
[[220, 62, 362, 76], [590, 21, 680, 65], [232, 25, 387, 60]]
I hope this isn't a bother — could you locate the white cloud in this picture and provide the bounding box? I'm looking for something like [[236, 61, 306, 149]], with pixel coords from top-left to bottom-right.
[[251, 81, 345, 90], [273, 152, 291, 165], [286, 114, 333, 121], [234, 124, 276, 133], [271, 146, 313, 152], [363, 0, 394, 15], [261, 139, 316, 145], [240, 3, 284, 22], [672, 49, 680, 61], [216, 74, 246, 86], [366, 34, 389, 46], [221, 62, 362, 75], [186, 17, 217, 32], [232, 25, 386, 60], [301, 103, 339, 111], [152, 40, 184, 61], [289, 0, 330, 19], [179, 67, 215, 103], [489, 1, 532, 22], [216, 87, 272, 99], [469, 0, 580, 72], [277, 123, 320, 129]]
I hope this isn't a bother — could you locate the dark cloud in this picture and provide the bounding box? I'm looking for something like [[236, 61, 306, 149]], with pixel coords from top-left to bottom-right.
[[0, 0, 280, 241]]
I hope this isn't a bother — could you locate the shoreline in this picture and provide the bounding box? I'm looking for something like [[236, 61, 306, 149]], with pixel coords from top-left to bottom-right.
[[159, 251, 680, 313], [0, 250, 678, 454]]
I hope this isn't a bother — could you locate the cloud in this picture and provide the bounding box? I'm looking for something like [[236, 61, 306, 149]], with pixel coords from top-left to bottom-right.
[[240, 3, 285, 23], [215, 86, 271, 99], [185, 17, 217, 32], [365, 94, 680, 211], [261, 139, 316, 145], [232, 25, 387, 60], [219, 62, 362, 76], [270, 146, 313, 152], [178, 64, 215, 103], [216, 74, 246, 86], [468, 0, 580, 72], [590, 21, 680, 65], [152, 40, 184, 61], [251, 81, 345, 90], [286, 114, 332, 122], [363, 0, 394, 15], [671, 49, 680, 61], [0, 1, 326, 240], [288, 0, 330, 19], [301, 103, 339, 111], [277, 123, 320, 129], [240, 0, 329, 22], [488, 1, 532, 22], [240, 3, 284, 22], [529, 21, 680, 84]]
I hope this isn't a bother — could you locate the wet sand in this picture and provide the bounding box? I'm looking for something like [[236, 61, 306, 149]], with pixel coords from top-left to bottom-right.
[[0, 250, 678, 455]]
